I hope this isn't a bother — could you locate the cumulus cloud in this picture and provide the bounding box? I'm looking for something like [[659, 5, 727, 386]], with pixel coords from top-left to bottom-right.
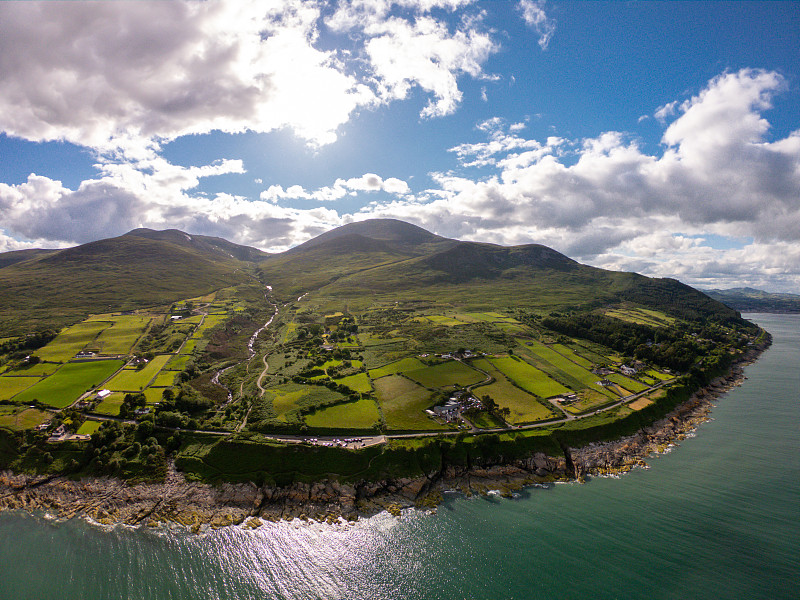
[[260, 173, 410, 202]]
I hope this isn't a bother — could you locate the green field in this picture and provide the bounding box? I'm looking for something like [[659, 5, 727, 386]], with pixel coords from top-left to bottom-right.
[[606, 373, 649, 393], [0, 406, 50, 431], [646, 369, 674, 381], [487, 356, 571, 398], [152, 370, 177, 387], [522, 342, 615, 397], [94, 392, 126, 415], [368, 357, 427, 379], [0, 376, 43, 400], [373, 375, 441, 431], [334, 373, 372, 394], [92, 314, 151, 354], [3, 362, 61, 377], [77, 420, 102, 435], [305, 399, 380, 429], [423, 315, 465, 326], [552, 344, 594, 369], [472, 358, 559, 423], [268, 386, 309, 419], [143, 387, 167, 404], [105, 355, 172, 391], [562, 389, 618, 414], [405, 360, 485, 389], [165, 354, 192, 372], [35, 321, 111, 362], [12, 360, 125, 408]]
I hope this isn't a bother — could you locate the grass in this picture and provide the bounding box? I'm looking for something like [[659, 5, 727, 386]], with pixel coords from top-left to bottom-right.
[[487, 356, 570, 398], [94, 392, 126, 415], [562, 389, 618, 414], [165, 354, 192, 371], [143, 387, 167, 404], [405, 360, 484, 389], [305, 399, 380, 429], [267, 386, 309, 419], [3, 362, 61, 377], [646, 369, 674, 381], [552, 344, 594, 369], [92, 314, 151, 354], [471, 358, 559, 423], [334, 373, 372, 394], [368, 357, 427, 379], [606, 373, 649, 393], [77, 420, 102, 435], [0, 406, 50, 431], [522, 341, 615, 397], [0, 376, 43, 400], [373, 375, 442, 431], [35, 321, 111, 362], [105, 355, 172, 391], [423, 315, 465, 326], [12, 360, 125, 408], [152, 371, 177, 387]]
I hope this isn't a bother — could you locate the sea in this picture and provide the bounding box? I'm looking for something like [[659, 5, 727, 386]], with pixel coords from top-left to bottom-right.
[[0, 313, 797, 600]]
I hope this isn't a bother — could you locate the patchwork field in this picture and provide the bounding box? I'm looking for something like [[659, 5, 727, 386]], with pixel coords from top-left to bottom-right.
[[305, 398, 380, 430], [35, 321, 111, 362], [3, 362, 61, 377], [12, 360, 125, 408], [405, 360, 485, 389], [373, 375, 440, 431], [92, 314, 151, 354], [106, 355, 172, 391], [522, 342, 615, 397], [486, 356, 570, 398], [471, 359, 559, 423], [368, 357, 427, 380], [334, 373, 372, 394], [606, 373, 649, 393]]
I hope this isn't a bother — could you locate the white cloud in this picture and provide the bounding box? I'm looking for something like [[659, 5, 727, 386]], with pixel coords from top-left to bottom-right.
[[518, 0, 556, 50], [260, 173, 410, 202]]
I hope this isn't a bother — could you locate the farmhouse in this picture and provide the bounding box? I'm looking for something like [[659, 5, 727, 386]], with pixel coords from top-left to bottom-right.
[[96, 389, 112, 400]]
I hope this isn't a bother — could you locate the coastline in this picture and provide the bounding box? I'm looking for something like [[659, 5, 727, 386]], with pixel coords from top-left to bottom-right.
[[0, 336, 771, 531]]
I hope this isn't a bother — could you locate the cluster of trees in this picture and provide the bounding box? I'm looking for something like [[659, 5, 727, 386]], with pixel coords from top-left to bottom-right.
[[0, 330, 58, 362]]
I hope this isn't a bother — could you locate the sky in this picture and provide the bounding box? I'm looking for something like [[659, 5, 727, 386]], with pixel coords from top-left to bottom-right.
[[1, 1, 799, 293]]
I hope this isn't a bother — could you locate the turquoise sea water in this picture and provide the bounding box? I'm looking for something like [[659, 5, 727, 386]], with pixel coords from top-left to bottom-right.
[[0, 314, 797, 600]]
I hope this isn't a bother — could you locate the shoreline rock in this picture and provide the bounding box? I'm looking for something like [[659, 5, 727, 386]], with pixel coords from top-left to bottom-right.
[[0, 339, 770, 530]]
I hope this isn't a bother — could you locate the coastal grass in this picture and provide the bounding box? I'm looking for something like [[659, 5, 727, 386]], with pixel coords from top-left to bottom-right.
[[305, 399, 380, 429], [34, 321, 111, 362], [106, 355, 171, 391], [373, 375, 441, 431], [0, 376, 43, 400], [486, 356, 570, 398], [405, 360, 484, 389], [12, 360, 125, 408]]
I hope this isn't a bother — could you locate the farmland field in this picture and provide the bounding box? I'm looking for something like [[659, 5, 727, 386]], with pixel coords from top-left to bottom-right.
[[333, 373, 372, 394], [552, 344, 594, 369], [486, 356, 570, 398], [0, 406, 49, 431], [35, 321, 111, 362], [405, 360, 484, 389], [471, 359, 559, 423], [106, 355, 171, 391], [562, 389, 618, 414], [165, 354, 192, 371], [646, 369, 674, 381], [94, 392, 125, 415], [305, 399, 380, 430], [373, 375, 440, 431], [92, 315, 151, 354], [0, 376, 42, 400], [152, 370, 177, 387], [12, 360, 125, 408], [368, 357, 427, 380], [77, 420, 102, 435], [522, 342, 615, 397], [3, 362, 61, 377], [606, 373, 649, 393]]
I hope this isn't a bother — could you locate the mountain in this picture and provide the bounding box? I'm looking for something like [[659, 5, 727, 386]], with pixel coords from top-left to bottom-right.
[[0, 248, 58, 270], [705, 287, 800, 313], [0, 232, 261, 335], [125, 228, 270, 262], [260, 219, 739, 324]]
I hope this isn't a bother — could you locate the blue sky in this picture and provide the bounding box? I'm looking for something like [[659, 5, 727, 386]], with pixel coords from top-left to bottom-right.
[[0, 1, 799, 292]]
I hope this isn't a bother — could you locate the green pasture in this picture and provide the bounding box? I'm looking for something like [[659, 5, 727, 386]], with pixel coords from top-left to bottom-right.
[[152, 370, 177, 387], [35, 321, 111, 362], [606, 373, 649, 393], [639, 375, 657, 385], [605, 308, 674, 328], [423, 315, 465, 327], [368, 357, 427, 380], [93, 315, 151, 354], [0, 376, 43, 400], [180, 338, 198, 353], [4, 362, 61, 378], [552, 344, 594, 369], [522, 342, 615, 397], [562, 389, 618, 414], [646, 369, 674, 381], [143, 387, 167, 404], [12, 360, 124, 408], [165, 354, 192, 371], [94, 392, 126, 415], [267, 386, 309, 419], [373, 375, 441, 431], [305, 399, 380, 429], [472, 359, 559, 423], [334, 373, 372, 394], [77, 420, 102, 435], [486, 356, 570, 398], [405, 360, 484, 389], [0, 406, 50, 431], [106, 355, 171, 391]]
